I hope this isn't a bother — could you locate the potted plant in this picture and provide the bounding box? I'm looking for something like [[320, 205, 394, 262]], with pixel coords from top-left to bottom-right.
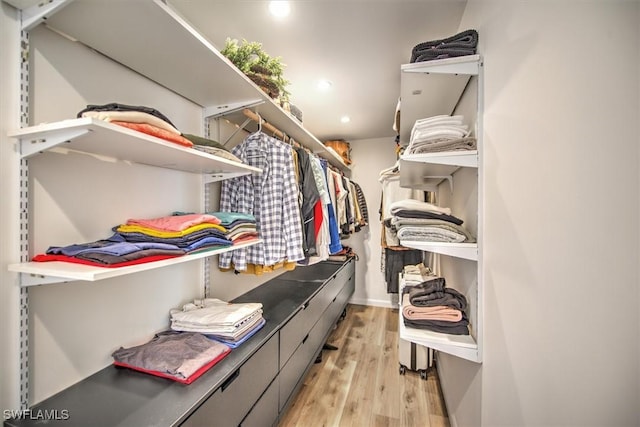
[[221, 38, 291, 104]]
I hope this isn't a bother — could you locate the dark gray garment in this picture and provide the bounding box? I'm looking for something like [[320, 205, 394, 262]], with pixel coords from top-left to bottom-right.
[[295, 147, 320, 257], [385, 248, 423, 294]]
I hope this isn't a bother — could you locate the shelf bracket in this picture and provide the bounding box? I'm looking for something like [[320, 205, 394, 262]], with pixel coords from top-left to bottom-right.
[[203, 100, 264, 119], [18, 273, 71, 287], [19, 128, 90, 158], [221, 117, 252, 147], [422, 175, 454, 193], [20, 0, 73, 31], [204, 171, 253, 184]]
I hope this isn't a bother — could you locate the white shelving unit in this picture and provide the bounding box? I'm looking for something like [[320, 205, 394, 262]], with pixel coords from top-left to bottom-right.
[[6, 0, 350, 409], [39, 0, 350, 171], [398, 54, 483, 363]]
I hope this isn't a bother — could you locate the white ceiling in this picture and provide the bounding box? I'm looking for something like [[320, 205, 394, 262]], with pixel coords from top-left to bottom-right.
[[169, 0, 468, 142]]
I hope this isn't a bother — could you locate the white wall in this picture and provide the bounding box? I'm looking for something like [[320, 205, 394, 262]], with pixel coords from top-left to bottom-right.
[[348, 137, 399, 308], [439, 1, 640, 426]]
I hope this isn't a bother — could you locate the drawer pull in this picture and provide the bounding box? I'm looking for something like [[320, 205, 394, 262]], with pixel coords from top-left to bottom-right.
[[302, 302, 309, 310], [302, 334, 309, 344], [332, 296, 337, 303], [221, 369, 240, 391]]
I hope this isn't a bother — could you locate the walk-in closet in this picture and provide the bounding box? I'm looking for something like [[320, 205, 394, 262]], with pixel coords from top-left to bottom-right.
[[1, 1, 638, 427]]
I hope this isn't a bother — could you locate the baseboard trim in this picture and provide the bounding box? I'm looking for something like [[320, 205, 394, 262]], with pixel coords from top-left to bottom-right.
[[348, 297, 395, 309]]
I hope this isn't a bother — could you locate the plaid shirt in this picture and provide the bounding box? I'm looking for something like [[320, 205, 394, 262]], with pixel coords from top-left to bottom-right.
[[219, 132, 304, 271]]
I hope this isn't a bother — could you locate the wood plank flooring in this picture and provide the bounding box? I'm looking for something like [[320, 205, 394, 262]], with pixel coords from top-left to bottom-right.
[[278, 304, 450, 427]]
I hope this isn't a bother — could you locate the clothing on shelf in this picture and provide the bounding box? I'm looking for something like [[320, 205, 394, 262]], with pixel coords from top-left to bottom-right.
[[111, 331, 231, 384], [410, 29, 478, 63], [170, 298, 265, 342], [77, 102, 179, 130], [405, 114, 476, 155], [390, 199, 475, 243], [384, 248, 423, 293], [401, 272, 470, 335], [32, 212, 257, 268], [111, 121, 194, 147], [183, 133, 242, 163]]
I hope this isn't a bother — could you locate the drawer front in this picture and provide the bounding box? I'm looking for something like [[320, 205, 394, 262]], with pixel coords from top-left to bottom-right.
[[279, 293, 326, 368], [278, 317, 326, 411], [182, 334, 278, 427], [240, 376, 279, 427], [325, 261, 353, 302]]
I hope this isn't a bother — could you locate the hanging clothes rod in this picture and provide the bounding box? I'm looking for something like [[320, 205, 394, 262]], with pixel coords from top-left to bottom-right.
[[242, 108, 290, 143]]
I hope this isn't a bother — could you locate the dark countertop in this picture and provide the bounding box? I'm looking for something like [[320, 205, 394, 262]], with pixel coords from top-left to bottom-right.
[[5, 261, 349, 427]]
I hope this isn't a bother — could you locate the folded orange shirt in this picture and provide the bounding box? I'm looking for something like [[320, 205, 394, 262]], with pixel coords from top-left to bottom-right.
[[112, 121, 194, 148]]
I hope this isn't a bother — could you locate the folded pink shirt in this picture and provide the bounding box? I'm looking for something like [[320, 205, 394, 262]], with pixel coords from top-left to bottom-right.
[[126, 213, 221, 232]]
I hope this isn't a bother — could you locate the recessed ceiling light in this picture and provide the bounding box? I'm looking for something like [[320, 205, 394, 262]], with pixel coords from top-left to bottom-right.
[[340, 116, 351, 123], [317, 79, 333, 91], [269, 1, 290, 18]]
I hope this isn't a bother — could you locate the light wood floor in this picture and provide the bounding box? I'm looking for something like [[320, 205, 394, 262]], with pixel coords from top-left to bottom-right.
[[278, 304, 450, 427]]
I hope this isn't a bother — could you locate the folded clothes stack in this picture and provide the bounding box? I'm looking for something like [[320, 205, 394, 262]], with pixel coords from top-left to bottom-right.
[[170, 298, 265, 348], [77, 102, 241, 162], [32, 212, 257, 267], [402, 275, 469, 335], [388, 199, 475, 244], [405, 114, 476, 155], [410, 29, 478, 63], [113, 213, 234, 254], [112, 331, 231, 384]]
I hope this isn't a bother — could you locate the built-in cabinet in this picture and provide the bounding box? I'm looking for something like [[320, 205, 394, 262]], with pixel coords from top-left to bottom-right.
[[4, 259, 355, 427], [4, 0, 351, 417], [397, 55, 483, 363]]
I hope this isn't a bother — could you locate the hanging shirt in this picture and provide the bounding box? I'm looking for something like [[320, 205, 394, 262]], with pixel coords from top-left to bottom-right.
[[219, 132, 305, 271]]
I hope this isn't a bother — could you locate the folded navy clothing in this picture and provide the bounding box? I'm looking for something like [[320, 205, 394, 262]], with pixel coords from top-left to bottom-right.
[[410, 29, 478, 63]]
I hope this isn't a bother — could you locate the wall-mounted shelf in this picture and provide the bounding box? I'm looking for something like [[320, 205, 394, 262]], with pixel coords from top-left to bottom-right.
[[399, 241, 478, 261], [8, 118, 261, 179], [42, 0, 350, 171], [399, 316, 479, 362], [9, 239, 262, 286]]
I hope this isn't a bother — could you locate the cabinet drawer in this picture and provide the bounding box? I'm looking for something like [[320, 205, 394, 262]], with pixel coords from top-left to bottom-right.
[[240, 376, 279, 427], [182, 334, 278, 427], [324, 264, 351, 303], [279, 294, 325, 368], [278, 317, 326, 411]]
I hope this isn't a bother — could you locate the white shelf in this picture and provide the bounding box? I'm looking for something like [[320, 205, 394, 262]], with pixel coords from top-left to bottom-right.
[[399, 151, 477, 190], [8, 118, 261, 180], [399, 56, 482, 146], [9, 239, 262, 286], [399, 318, 479, 363], [401, 54, 482, 75], [42, 0, 350, 171], [399, 241, 478, 261], [401, 151, 478, 168]]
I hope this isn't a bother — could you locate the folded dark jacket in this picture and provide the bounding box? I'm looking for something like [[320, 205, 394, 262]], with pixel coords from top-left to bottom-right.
[[410, 287, 467, 311], [76, 102, 177, 128], [411, 29, 478, 63], [404, 277, 446, 297]]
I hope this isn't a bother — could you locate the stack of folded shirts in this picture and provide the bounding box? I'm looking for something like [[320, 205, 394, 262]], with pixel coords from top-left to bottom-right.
[[77, 103, 194, 148], [207, 211, 259, 244], [33, 239, 185, 267], [389, 199, 475, 243], [112, 213, 233, 254], [170, 298, 265, 348], [111, 331, 231, 384], [405, 115, 476, 155], [403, 263, 435, 286], [402, 277, 469, 335]]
